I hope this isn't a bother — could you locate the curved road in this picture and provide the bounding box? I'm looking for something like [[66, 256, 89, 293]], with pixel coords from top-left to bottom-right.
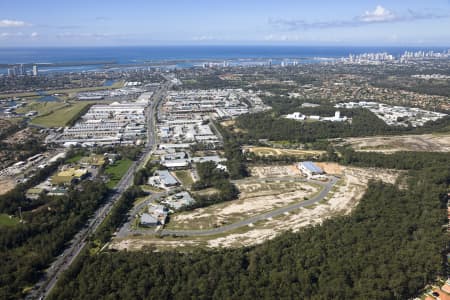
[[124, 176, 338, 237]]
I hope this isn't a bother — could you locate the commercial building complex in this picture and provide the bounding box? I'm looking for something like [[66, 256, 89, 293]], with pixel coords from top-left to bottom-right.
[[57, 100, 148, 145]]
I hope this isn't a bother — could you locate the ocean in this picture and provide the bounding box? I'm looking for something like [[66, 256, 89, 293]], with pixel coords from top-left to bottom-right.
[[0, 45, 448, 74]]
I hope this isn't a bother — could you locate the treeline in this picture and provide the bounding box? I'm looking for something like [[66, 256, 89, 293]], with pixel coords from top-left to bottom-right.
[[91, 145, 143, 162], [338, 148, 450, 170], [0, 180, 109, 299], [216, 122, 249, 179], [188, 161, 239, 210], [94, 185, 145, 243], [49, 153, 450, 300], [67, 103, 92, 127]]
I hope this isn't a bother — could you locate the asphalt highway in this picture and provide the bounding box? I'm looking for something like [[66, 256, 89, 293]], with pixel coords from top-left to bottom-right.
[[29, 83, 169, 300]]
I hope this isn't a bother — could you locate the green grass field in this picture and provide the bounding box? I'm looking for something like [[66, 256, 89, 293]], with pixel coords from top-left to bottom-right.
[[30, 102, 90, 127], [173, 170, 194, 187], [16, 101, 67, 116], [0, 214, 19, 227], [46, 80, 124, 96], [105, 159, 133, 188], [66, 154, 84, 164]]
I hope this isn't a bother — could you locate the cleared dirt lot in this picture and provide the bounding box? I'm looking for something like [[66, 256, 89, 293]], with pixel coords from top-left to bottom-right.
[[335, 133, 450, 153], [315, 162, 344, 175], [167, 176, 319, 230], [110, 165, 400, 251], [205, 166, 399, 248], [0, 178, 15, 195], [249, 164, 302, 178], [244, 146, 324, 158]]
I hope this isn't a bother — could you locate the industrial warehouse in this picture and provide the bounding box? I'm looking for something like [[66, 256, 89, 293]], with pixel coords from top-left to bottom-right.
[[56, 100, 149, 146]]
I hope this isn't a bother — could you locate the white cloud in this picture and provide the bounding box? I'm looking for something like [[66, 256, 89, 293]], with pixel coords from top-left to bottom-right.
[[56, 32, 122, 40], [270, 6, 449, 31], [264, 33, 303, 42], [0, 19, 28, 27], [0, 32, 24, 39], [30, 32, 38, 38], [359, 5, 396, 22], [192, 35, 216, 41]]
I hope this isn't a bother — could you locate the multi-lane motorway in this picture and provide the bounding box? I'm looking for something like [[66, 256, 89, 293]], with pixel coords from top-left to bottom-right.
[[29, 83, 169, 300]]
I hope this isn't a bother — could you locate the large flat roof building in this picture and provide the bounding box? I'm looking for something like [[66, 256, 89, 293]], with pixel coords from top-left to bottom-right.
[[155, 170, 179, 187], [298, 161, 324, 177]]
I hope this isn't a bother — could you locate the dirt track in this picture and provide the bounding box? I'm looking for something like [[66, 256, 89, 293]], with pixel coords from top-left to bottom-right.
[[336, 134, 450, 153]]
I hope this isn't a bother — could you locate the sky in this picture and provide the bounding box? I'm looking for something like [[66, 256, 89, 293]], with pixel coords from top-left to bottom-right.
[[0, 0, 450, 47]]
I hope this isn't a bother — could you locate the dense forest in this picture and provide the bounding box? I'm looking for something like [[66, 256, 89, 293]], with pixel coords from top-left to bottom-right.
[[0, 180, 109, 299], [0, 147, 144, 299], [49, 152, 450, 300], [234, 107, 450, 143]]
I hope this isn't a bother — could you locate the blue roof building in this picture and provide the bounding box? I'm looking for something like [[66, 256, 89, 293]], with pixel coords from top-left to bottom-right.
[[298, 161, 324, 176]]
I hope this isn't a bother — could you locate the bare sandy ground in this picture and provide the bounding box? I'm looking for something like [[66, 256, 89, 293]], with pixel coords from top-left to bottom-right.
[[111, 165, 400, 251], [315, 162, 344, 175], [205, 166, 399, 248], [112, 239, 199, 251], [249, 165, 302, 178], [243, 146, 324, 158], [0, 178, 15, 195], [171, 178, 318, 229], [336, 134, 450, 153]]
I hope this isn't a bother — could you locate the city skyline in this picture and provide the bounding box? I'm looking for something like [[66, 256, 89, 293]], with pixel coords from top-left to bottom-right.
[[0, 0, 450, 47]]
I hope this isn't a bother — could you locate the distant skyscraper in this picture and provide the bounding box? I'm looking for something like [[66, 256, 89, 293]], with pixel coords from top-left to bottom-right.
[[32, 65, 38, 76], [7, 68, 14, 77], [19, 64, 25, 76], [13, 65, 20, 76]]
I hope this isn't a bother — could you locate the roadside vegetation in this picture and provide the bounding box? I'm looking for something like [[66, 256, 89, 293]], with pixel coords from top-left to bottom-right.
[[0, 178, 109, 299]]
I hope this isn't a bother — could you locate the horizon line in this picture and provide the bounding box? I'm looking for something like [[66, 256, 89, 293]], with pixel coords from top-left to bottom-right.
[[1, 44, 450, 49]]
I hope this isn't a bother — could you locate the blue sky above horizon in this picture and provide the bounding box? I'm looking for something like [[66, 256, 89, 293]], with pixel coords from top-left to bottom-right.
[[1, 0, 450, 47]]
